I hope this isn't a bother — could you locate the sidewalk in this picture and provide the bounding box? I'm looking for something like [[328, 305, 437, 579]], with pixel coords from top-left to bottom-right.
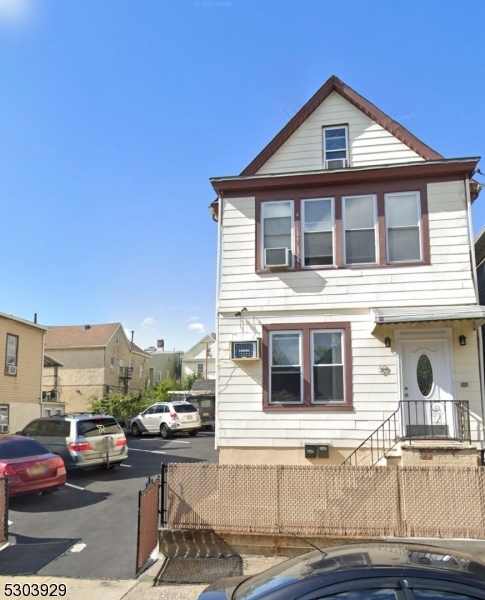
[[0, 555, 286, 600]]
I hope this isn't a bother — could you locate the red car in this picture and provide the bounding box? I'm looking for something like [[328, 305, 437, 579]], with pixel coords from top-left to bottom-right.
[[0, 435, 66, 496]]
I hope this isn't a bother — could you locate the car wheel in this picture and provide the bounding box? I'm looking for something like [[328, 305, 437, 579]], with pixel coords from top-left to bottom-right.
[[131, 423, 141, 437], [188, 429, 198, 437], [160, 424, 171, 439]]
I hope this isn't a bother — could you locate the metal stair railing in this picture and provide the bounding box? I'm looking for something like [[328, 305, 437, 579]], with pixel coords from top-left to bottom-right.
[[342, 408, 400, 467]]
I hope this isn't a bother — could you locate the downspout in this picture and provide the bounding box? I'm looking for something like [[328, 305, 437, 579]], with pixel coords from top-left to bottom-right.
[[40, 330, 46, 417], [465, 177, 485, 447], [214, 192, 223, 451]]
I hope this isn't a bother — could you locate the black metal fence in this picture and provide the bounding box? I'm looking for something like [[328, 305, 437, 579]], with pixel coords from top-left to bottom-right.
[[136, 476, 160, 575], [0, 477, 8, 546], [343, 400, 471, 466], [400, 400, 471, 442]]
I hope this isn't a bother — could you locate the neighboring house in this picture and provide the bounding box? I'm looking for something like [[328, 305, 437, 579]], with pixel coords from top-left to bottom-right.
[[0, 312, 47, 433], [210, 75, 484, 467], [182, 334, 216, 382], [44, 323, 151, 413], [146, 349, 184, 386], [42, 353, 66, 417]]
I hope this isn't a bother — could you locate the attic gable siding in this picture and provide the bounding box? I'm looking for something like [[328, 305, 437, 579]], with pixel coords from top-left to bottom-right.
[[256, 91, 423, 175]]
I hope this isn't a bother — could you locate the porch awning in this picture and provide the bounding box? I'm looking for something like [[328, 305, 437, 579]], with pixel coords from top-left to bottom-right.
[[372, 305, 485, 327]]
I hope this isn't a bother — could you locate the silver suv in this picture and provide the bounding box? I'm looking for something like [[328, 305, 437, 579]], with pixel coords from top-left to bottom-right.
[[130, 401, 201, 438], [19, 413, 128, 470]]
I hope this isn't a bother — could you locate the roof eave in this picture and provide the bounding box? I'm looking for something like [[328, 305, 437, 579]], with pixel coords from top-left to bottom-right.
[[211, 158, 480, 194]]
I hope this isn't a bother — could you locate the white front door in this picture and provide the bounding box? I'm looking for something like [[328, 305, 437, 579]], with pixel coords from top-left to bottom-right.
[[398, 330, 455, 439]]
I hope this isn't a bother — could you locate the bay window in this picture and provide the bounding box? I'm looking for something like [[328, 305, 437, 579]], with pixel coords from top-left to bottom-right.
[[302, 198, 334, 266], [385, 191, 421, 263]]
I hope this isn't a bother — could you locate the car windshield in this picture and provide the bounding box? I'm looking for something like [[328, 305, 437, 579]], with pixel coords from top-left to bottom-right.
[[174, 404, 197, 413], [0, 439, 50, 459], [77, 418, 122, 437]]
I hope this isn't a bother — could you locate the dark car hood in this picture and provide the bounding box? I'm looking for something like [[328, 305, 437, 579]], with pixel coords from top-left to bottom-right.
[[198, 575, 249, 599]]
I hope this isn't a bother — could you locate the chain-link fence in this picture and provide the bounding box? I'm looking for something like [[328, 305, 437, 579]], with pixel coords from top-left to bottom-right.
[[164, 464, 485, 539]]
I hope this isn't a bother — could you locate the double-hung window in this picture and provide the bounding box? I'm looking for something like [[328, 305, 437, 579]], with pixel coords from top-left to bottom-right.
[[302, 198, 334, 266], [323, 126, 349, 169], [343, 195, 377, 265], [312, 330, 344, 402], [261, 201, 294, 268], [110, 357, 115, 372], [385, 191, 421, 263], [119, 359, 124, 374], [264, 323, 352, 410], [5, 334, 18, 376], [269, 331, 302, 403]]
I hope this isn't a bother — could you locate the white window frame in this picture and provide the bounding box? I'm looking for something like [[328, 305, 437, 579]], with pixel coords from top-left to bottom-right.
[[384, 191, 422, 263], [269, 330, 303, 405], [301, 197, 335, 268], [119, 359, 124, 374], [197, 363, 204, 374], [322, 125, 349, 169], [342, 194, 378, 266], [110, 357, 115, 373], [310, 329, 345, 404], [158, 370, 162, 382], [140, 364, 143, 378], [261, 200, 295, 269], [116, 335, 119, 345]]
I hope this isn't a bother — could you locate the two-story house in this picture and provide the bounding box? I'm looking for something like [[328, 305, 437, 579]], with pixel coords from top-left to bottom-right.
[[182, 334, 216, 382], [1, 311, 47, 433], [44, 323, 151, 412], [210, 75, 484, 467]]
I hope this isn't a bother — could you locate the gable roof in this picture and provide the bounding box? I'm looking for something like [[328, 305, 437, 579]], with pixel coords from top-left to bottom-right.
[[130, 341, 151, 357], [45, 323, 123, 349], [240, 75, 443, 176], [0, 311, 48, 332], [182, 333, 216, 359]]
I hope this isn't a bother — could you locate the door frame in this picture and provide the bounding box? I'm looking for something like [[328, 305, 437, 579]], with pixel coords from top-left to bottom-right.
[[395, 328, 456, 438]]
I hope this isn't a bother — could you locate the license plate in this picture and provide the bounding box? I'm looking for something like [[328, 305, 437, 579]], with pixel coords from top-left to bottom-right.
[[29, 465, 48, 476], [186, 415, 193, 420]]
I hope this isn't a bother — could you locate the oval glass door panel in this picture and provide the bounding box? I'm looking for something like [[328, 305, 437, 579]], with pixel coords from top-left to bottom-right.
[[417, 354, 433, 397]]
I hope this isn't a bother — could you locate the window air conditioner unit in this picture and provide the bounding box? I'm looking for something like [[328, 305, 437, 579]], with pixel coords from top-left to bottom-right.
[[325, 158, 347, 170], [232, 341, 260, 361], [264, 247, 291, 268], [0, 424, 8, 434], [7, 365, 17, 376]]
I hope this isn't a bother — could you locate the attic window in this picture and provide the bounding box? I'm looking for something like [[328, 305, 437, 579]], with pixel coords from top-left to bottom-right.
[[323, 126, 349, 170]]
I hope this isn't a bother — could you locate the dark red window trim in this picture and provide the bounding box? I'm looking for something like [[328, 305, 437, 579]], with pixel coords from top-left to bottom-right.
[[262, 322, 353, 412], [4, 333, 19, 377], [255, 178, 430, 273]]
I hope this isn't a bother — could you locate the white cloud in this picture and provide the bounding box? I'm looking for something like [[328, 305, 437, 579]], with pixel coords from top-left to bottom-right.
[[189, 316, 199, 321], [140, 317, 154, 330], [188, 322, 205, 333]]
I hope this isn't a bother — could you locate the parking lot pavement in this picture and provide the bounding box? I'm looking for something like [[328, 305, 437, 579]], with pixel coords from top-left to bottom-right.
[[5, 432, 217, 580]]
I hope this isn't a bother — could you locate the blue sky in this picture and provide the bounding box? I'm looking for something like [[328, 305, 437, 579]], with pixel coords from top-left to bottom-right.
[[0, 0, 484, 351]]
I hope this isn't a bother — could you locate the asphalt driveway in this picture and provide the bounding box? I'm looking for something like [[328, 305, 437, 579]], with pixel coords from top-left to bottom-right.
[[5, 431, 217, 579]]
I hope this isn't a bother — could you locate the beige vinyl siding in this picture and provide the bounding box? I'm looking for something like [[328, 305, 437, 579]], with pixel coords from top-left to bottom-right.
[[256, 91, 423, 175], [220, 181, 475, 313], [0, 317, 44, 432]]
